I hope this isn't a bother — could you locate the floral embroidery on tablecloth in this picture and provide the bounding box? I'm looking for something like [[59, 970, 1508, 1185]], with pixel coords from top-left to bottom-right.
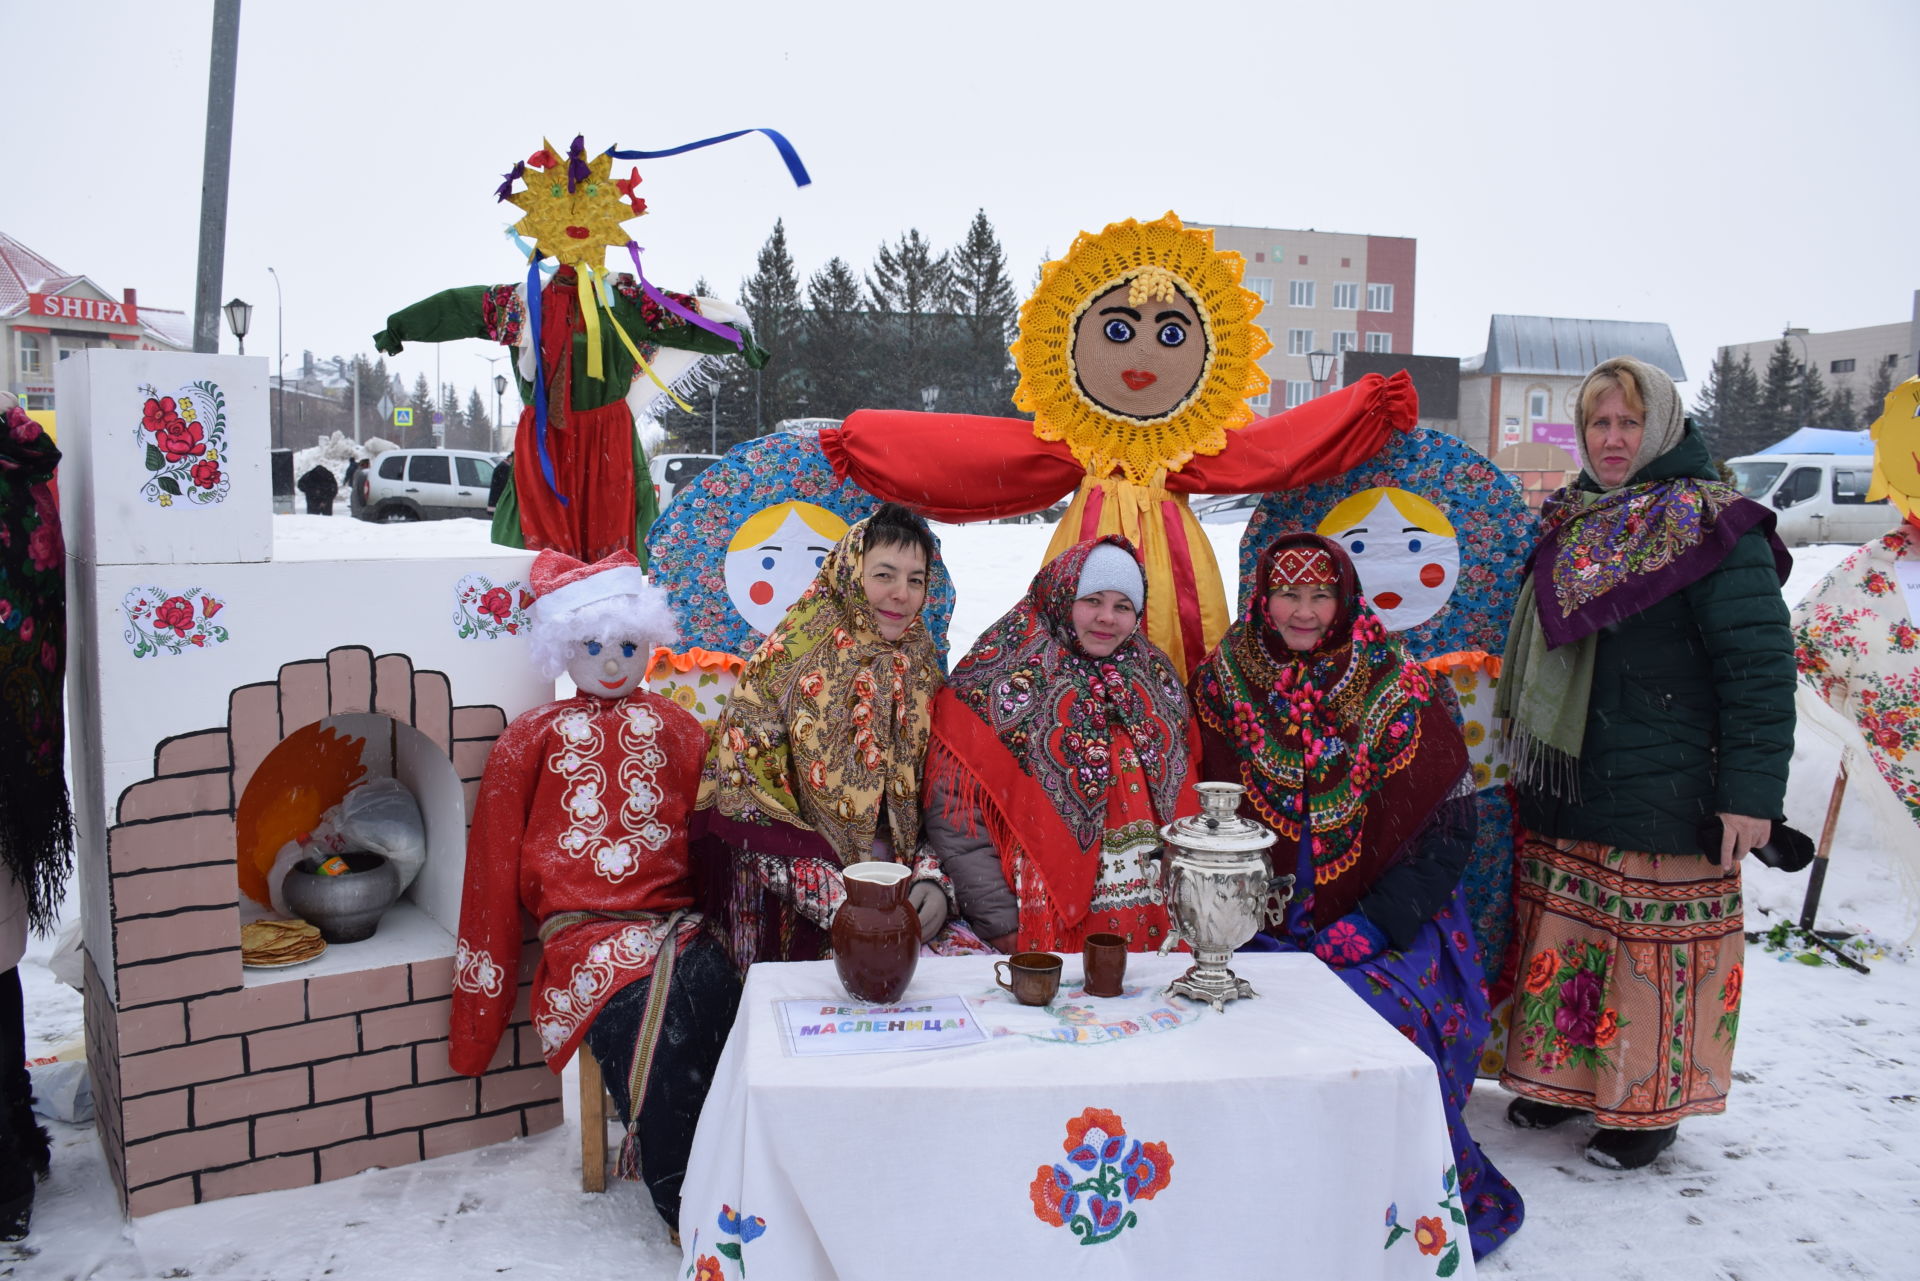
[[137, 381, 232, 506], [453, 573, 532, 640], [1384, 1163, 1465, 1276], [121, 586, 229, 657], [1027, 1106, 1172, 1245], [685, 1205, 767, 1279]]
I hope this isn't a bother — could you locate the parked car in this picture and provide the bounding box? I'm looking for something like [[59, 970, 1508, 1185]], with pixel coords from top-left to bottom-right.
[[1191, 492, 1263, 524], [649, 453, 722, 508], [1727, 452, 1899, 546], [351, 448, 498, 522]]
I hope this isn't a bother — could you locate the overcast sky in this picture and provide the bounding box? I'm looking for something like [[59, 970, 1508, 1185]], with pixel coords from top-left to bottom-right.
[[10, 0, 1918, 424]]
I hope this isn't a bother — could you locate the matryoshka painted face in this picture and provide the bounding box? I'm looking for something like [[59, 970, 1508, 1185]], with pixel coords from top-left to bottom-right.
[[724, 502, 848, 635], [1071, 280, 1210, 419], [1318, 488, 1460, 632]]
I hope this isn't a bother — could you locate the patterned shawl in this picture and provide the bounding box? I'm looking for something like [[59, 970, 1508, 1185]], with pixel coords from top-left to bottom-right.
[[699, 511, 949, 865], [932, 536, 1193, 848], [1496, 429, 1790, 794], [0, 405, 74, 932], [1192, 532, 1465, 928]]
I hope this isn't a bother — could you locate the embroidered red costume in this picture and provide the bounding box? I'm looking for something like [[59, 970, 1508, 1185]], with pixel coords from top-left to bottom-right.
[[450, 689, 706, 1075]]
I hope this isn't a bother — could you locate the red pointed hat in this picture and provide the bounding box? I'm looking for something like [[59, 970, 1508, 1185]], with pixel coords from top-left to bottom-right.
[[528, 549, 651, 619]]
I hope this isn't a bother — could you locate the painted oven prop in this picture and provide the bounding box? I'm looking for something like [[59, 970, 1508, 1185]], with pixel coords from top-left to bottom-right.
[[60, 350, 561, 1217]]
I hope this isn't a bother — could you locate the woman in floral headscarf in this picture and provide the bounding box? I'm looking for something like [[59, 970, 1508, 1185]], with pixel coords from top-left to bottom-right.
[[1192, 531, 1523, 1260], [1496, 356, 1793, 1171], [697, 503, 954, 968], [924, 536, 1198, 953]]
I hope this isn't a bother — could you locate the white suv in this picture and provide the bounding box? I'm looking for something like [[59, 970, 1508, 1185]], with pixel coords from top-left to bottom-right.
[[351, 449, 498, 522]]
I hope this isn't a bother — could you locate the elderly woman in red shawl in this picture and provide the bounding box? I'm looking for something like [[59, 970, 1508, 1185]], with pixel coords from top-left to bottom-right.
[[924, 537, 1199, 953], [1191, 531, 1523, 1260]]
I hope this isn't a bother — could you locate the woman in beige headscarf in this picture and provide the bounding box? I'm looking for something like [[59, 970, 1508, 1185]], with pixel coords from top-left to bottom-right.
[[1495, 356, 1794, 1169]]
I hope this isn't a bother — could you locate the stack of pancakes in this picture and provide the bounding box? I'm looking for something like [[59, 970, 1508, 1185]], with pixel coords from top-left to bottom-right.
[[241, 918, 326, 967]]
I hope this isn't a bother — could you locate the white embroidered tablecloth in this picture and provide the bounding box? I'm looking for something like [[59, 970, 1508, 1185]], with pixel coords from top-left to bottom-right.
[[679, 952, 1474, 1280]]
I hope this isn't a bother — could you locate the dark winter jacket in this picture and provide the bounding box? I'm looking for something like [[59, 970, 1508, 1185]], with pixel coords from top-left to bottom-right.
[[1516, 429, 1795, 857]]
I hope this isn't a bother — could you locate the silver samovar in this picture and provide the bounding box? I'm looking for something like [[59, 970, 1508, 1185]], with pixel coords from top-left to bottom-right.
[[1155, 781, 1294, 1010]]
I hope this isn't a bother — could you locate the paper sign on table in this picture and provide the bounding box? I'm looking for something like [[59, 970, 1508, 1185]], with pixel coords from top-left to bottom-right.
[[777, 996, 987, 1056]]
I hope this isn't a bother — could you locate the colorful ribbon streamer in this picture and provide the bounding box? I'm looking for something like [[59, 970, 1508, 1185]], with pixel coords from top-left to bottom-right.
[[523, 254, 565, 506], [624, 242, 742, 347], [583, 264, 697, 414], [605, 127, 811, 188]]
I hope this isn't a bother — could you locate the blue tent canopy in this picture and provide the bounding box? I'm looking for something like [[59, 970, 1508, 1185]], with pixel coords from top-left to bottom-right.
[[1757, 426, 1874, 455]]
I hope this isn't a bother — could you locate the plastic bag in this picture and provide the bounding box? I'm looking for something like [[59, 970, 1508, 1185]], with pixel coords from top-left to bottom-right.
[[267, 778, 427, 914]]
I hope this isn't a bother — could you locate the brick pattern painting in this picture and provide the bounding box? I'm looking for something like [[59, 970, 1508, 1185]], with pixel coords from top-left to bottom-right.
[[86, 645, 561, 1216]]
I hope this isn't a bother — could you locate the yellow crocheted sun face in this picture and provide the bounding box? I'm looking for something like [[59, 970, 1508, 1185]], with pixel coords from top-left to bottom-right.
[[1865, 375, 1920, 520], [505, 142, 636, 271], [1012, 212, 1272, 485]]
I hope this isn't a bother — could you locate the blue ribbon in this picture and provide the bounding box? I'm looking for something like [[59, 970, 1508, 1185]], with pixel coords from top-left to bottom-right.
[[524, 255, 566, 506], [605, 128, 811, 188]]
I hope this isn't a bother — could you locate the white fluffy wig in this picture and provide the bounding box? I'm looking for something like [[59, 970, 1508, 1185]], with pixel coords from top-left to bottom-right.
[[524, 583, 680, 681]]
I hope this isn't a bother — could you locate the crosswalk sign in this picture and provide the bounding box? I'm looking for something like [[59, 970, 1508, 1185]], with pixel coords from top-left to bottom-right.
[[393, 407, 414, 427]]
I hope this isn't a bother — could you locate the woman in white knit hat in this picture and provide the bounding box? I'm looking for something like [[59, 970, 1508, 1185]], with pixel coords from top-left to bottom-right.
[[923, 537, 1200, 952]]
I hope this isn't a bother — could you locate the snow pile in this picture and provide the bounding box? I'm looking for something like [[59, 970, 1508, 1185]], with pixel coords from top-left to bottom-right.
[[290, 431, 369, 487]]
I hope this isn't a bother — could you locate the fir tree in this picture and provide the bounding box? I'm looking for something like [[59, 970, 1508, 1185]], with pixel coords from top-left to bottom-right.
[[799, 256, 869, 421], [408, 373, 435, 448], [1791, 357, 1829, 431], [739, 219, 805, 432], [464, 388, 493, 451], [438, 382, 464, 447], [1755, 339, 1800, 449], [1819, 385, 1859, 433], [866, 228, 955, 408], [1692, 348, 1734, 452], [1705, 352, 1768, 461], [1862, 357, 1897, 424], [949, 209, 1019, 415], [652, 277, 754, 454]]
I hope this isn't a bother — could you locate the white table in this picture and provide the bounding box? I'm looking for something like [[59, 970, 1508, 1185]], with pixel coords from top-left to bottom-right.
[[679, 952, 1474, 1280]]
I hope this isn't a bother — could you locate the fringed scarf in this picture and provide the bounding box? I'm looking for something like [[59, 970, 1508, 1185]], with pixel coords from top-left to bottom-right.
[[0, 405, 74, 933], [698, 511, 948, 864], [926, 537, 1194, 939], [1497, 446, 1788, 798], [1191, 533, 1465, 928]]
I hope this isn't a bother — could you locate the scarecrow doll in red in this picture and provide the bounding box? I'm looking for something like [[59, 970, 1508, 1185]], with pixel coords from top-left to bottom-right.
[[451, 549, 738, 1227]]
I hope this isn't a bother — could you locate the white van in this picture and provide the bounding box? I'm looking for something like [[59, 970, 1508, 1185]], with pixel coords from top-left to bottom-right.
[[1727, 453, 1899, 546]]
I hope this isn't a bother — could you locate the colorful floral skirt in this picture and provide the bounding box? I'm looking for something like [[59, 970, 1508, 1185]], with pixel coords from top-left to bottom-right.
[[1500, 830, 1744, 1129]]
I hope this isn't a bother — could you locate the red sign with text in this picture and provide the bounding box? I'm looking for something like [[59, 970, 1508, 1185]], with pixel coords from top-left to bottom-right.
[[29, 293, 140, 326]]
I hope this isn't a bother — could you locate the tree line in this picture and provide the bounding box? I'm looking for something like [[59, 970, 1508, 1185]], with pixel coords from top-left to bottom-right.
[[652, 210, 1024, 454], [272, 354, 501, 455], [1691, 339, 1896, 459]]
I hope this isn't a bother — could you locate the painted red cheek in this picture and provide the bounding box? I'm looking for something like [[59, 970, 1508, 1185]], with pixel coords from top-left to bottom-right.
[[1420, 563, 1446, 588], [748, 580, 774, 605]]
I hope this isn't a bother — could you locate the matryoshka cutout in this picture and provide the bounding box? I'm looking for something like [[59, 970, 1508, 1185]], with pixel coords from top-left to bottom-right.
[[724, 501, 849, 634], [1315, 487, 1461, 632]]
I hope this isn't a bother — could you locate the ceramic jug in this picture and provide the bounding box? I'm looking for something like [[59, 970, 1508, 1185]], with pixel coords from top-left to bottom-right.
[[831, 862, 918, 1003]]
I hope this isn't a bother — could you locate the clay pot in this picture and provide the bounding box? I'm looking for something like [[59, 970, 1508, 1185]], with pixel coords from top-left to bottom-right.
[[283, 852, 401, 943], [831, 863, 918, 1003]]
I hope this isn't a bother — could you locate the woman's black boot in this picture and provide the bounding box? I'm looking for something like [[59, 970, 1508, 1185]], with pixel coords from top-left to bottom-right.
[[1507, 1097, 1587, 1130], [1586, 1124, 1678, 1170]]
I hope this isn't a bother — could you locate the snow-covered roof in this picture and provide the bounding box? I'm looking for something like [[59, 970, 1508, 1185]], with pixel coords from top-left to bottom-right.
[[1473, 315, 1686, 382]]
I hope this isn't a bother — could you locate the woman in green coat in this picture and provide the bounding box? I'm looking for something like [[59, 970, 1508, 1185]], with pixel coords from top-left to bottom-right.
[[1496, 355, 1794, 1170]]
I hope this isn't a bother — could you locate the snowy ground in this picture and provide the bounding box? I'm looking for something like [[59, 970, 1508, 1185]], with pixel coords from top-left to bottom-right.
[[10, 512, 1918, 1280]]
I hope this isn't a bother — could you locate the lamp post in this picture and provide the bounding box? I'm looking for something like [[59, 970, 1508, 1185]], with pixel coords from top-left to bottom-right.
[[223, 297, 252, 355], [921, 385, 941, 412], [1784, 326, 1813, 427], [493, 374, 508, 453], [267, 266, 284, 449], [1306, 349, 1335, 400]]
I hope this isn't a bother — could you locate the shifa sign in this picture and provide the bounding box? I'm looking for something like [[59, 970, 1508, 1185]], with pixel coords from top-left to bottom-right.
[[29, 292, 140, 326]]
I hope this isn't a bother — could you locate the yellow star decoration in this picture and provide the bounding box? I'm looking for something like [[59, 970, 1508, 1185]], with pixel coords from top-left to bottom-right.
[[1865, 375, 1920, 521], [506, 143, 637, 271], [1011, 212, 1272, 486]]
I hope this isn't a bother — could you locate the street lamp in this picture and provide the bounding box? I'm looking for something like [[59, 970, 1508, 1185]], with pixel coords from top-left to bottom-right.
[[267, 266, 284, 448], [921, 385, 941, 412], [1306, 349, 1335, 399], [493, 374, 508, 453], [223, 297, 252, 355]]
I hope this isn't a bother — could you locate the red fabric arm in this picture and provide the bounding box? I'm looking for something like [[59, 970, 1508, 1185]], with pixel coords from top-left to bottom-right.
[[449, 713, 543, 1076], [821, 411, 1085, 522], [1167, 370, 1419, 494]]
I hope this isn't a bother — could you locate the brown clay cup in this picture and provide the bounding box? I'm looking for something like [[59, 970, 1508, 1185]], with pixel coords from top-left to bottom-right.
[[1082, 932, 1127, 997], [994, 952, 1063, 1006]]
